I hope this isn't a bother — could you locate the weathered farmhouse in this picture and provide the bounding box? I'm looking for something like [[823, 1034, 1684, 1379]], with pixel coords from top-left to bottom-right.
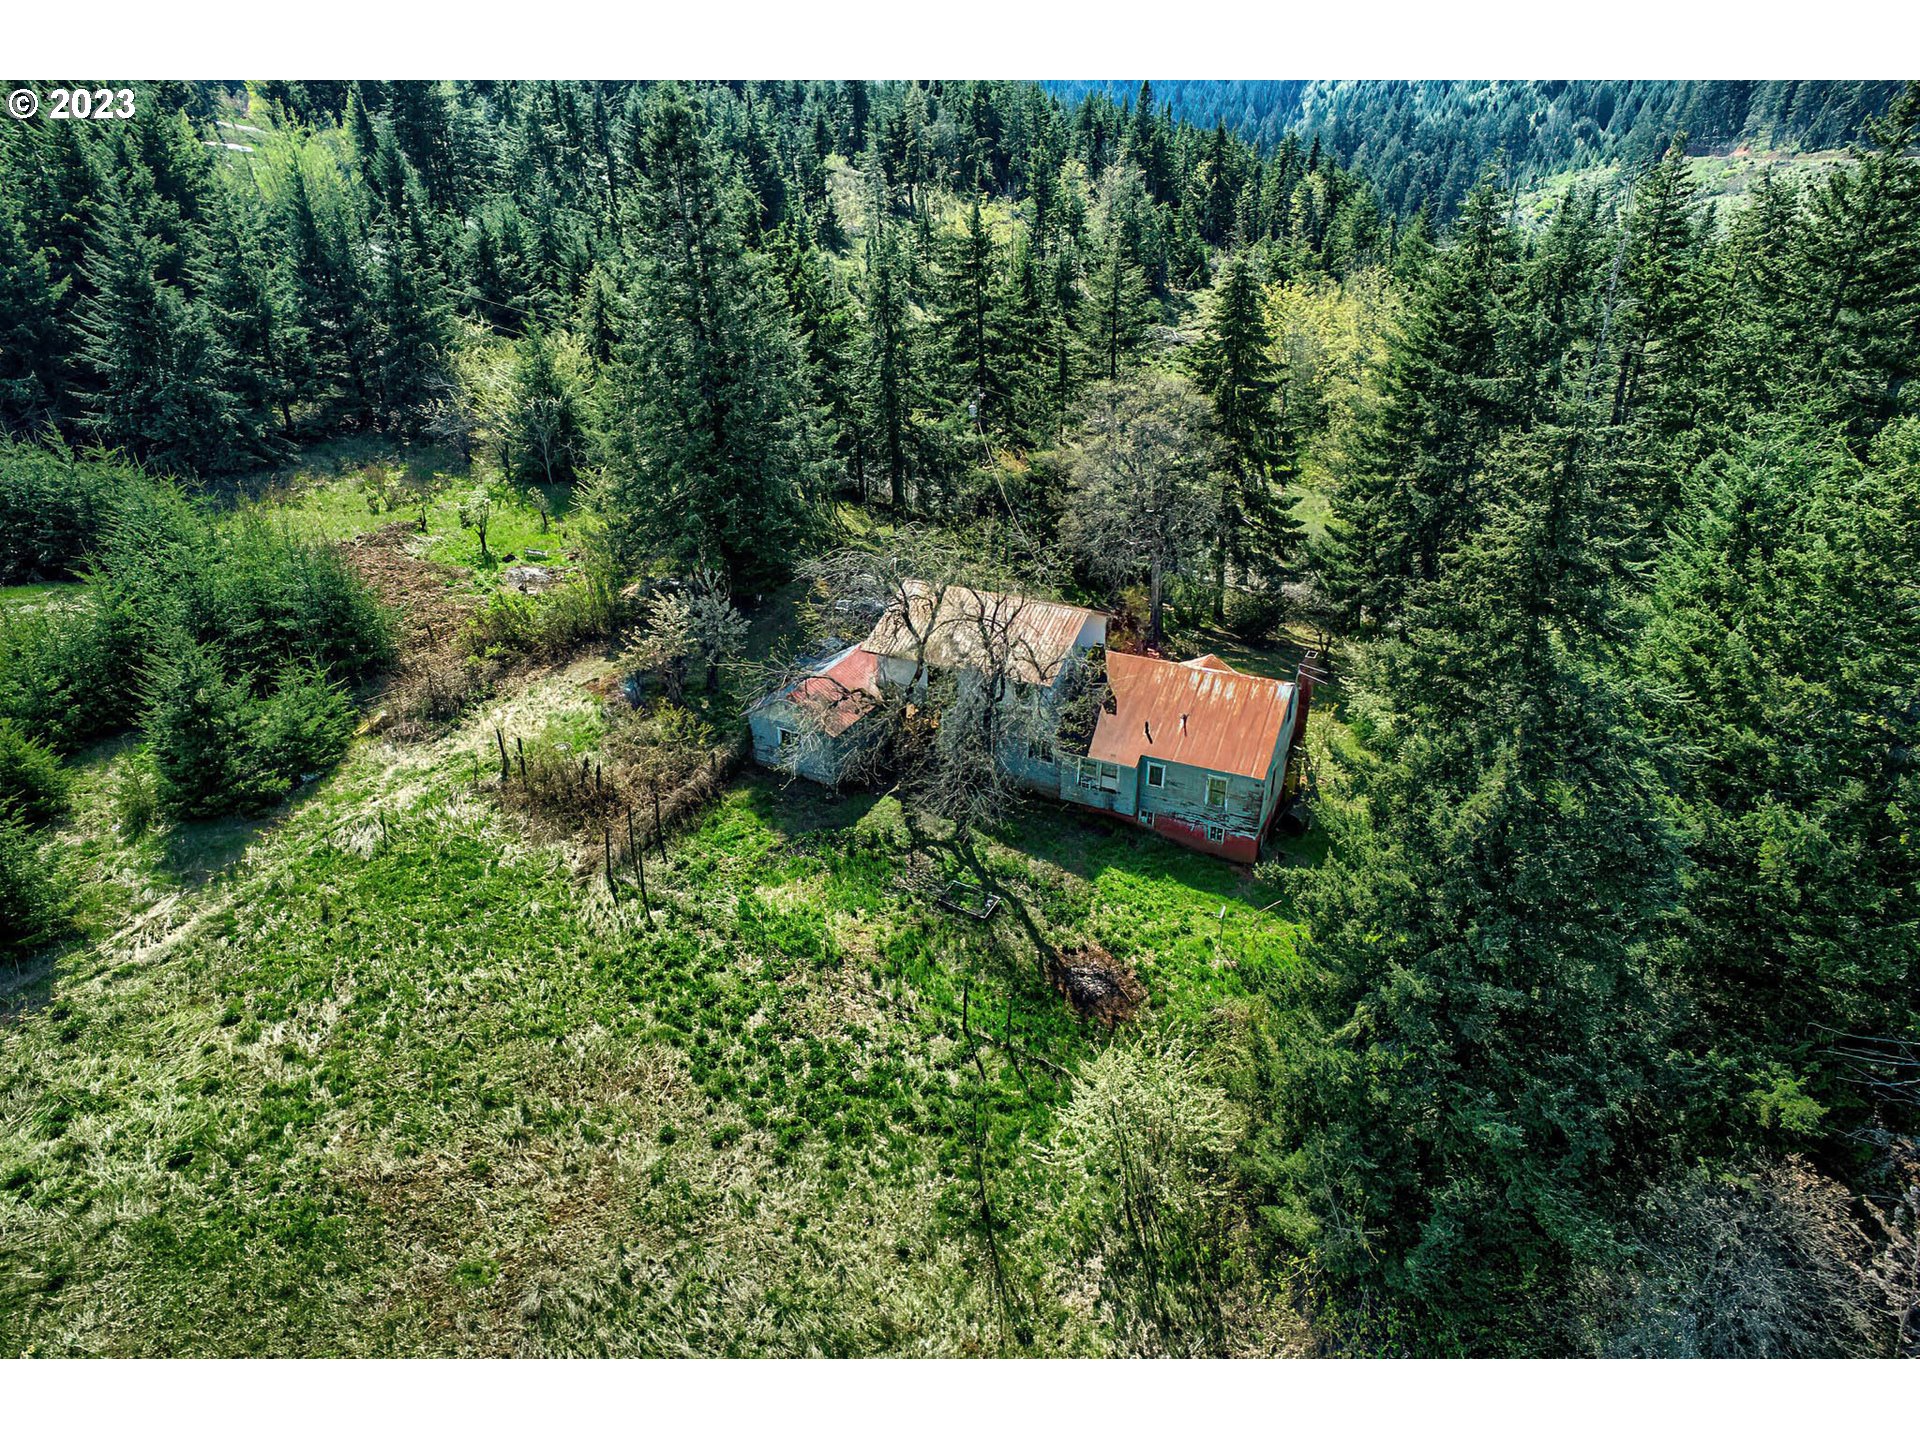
[[1060, 650, 1304, 862], [748, 584, 1310, 861]]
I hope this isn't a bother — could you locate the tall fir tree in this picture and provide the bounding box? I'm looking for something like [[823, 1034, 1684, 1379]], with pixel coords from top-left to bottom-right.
[[1253, 407, 1679, 1353], [602, 84, 823, 581], [0, 190, 70, 437], [858, 217, 927, 510], [76, 174, 245, 476], [1189, 253, 1303, 613], [1326, 175, 1523, 626]]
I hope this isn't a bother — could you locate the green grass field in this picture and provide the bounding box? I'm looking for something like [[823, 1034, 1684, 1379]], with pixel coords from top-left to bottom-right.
[[1, 647, 1328, 1355]]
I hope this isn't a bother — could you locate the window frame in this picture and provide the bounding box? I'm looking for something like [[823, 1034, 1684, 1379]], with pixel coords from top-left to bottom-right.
[[776, 725, 798, 751], [1145, 760, 1166, 789], [1205, 822, 1225, 843], [1205, 773, 1229, 809]]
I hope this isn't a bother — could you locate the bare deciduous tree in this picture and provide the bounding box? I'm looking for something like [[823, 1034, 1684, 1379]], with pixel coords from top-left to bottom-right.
[[761, 533, 1067, 836], [1601, 1158, 1909, 1358], [1062, 373, 1218, 650]]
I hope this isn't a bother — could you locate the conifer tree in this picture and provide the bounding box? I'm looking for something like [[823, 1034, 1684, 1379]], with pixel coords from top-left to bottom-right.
[[1795, 82, 1920, 438], [143, 631, 259, 820], [1189, 254, 1302, 614], [371, 219, 450, 436], [1634, 415, 1920, 1162], [772, 221, 861, 491], [1604, 136, 1713, 514], [77, 175, 245, 476], [936, 198, 1004, 430], [283, 163, 377, 423], [199, 188, 311, 442], [1082, 233, 1154, 383], [1328, 175, 1523, 625], [1256, 407, 1678, 1352], [0, 191, 70, 437], [602, 84, 823, 580], [858, 218, 927, 509]]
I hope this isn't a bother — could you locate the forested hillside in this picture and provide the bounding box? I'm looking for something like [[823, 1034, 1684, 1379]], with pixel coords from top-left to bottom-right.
[[2, 78, 1918, 1358], [1048, 80, 1909, 217]]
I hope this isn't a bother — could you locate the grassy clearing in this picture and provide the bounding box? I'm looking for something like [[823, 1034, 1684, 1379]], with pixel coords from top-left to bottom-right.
[[226, 440, 590, 587], [0, 652, 1327, 1355], [0, 584, 88, 614]]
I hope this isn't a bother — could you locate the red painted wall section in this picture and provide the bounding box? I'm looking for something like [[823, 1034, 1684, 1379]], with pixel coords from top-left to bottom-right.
[[1118, 810, 1259, 863]]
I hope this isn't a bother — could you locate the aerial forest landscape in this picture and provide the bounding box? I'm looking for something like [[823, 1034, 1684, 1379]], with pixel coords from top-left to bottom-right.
[[1, 76, 1917, 1359]]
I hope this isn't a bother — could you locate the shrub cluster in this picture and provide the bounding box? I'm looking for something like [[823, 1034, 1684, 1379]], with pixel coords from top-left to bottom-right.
[[0, 717, 72, 826], [0, 442, 152, 585], [0, 450, 393, 819], [0, 806, 66, 964], [145, 641, 358, 821]]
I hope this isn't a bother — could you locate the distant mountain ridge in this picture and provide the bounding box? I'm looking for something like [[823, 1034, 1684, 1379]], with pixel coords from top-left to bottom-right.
[[1044, 80, 1907, 217]]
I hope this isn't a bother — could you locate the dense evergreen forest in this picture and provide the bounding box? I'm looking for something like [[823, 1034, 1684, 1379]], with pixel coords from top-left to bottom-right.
[[1048, 80, 1910, 217], [2, 77, 1918, 1357]]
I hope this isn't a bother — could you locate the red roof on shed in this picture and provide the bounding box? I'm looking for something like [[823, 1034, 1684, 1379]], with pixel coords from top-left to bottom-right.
[[1089, 651, 1293, 779], [789, 645, 882, 737]]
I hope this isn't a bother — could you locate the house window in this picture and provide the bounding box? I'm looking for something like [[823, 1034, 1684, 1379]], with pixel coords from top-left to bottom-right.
[[1098, 761, 1120, 792], [1205, 822, 1225, 843], [1077, 756, 1100, 786], [1205, 774, 1229, 808], [777, 726, 797, 750], [1139, 809, 1155, 826], [1027, 737, 1053, 762], [1145, 761, 1165, 789]]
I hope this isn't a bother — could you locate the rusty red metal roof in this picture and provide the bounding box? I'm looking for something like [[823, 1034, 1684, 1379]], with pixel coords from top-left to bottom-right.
[[789, 645, 882, 737], [1089, 651, 1293, 778], [863, 581, 1103, 686]]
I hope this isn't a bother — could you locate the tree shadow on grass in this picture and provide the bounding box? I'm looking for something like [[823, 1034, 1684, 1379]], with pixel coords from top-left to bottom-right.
[[151, 770, 346, 890], [1, 947, 61, 1023]]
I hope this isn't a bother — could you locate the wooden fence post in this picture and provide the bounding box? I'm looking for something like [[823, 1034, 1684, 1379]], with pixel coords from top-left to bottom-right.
[[635, 830, 652, 921], [516, 737, 527, 784], [653, 788, 665, 860], [495, 726, 509, 780]]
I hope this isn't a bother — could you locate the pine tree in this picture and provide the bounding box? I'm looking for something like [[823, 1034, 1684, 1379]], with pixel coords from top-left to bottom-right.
[[1188, 254, 1302, 614], [1255, 408, 1678, 1352], [602, 84, 823, 580], [0, 190, 69, 437], [76, 175, 245, 476]]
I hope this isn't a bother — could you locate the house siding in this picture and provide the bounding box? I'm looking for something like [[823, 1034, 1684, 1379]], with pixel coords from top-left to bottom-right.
[[748, 702, 860, 786]]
